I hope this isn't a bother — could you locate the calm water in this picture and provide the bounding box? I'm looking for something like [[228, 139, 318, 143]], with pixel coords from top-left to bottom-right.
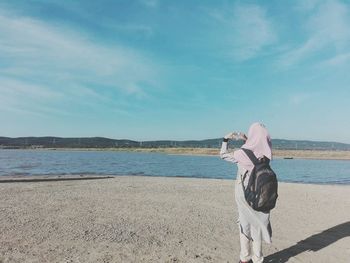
[[0, 150, 349, 184]]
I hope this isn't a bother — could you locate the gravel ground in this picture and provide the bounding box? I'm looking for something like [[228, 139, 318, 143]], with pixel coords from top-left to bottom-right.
[[0, 176, 349, 263]]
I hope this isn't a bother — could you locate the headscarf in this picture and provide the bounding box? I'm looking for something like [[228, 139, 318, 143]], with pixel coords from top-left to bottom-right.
[[233, 122, 272, 171]]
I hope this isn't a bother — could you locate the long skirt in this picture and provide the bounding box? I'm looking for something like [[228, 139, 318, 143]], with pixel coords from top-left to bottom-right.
[[235, 164, 272, 243]]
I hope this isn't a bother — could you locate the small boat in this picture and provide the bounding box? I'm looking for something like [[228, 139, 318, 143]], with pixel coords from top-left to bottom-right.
[[283, 157, 294, 159]]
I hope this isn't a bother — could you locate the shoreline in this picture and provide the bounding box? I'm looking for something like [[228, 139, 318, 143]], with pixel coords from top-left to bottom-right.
[[2, 147, 350, 160]]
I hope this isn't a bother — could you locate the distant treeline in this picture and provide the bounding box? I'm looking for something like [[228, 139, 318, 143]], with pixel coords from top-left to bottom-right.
[[0, 136, 350, 151]]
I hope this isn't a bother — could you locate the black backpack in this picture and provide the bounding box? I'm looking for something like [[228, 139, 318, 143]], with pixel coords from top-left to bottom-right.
[[240, 148, 278, 213]]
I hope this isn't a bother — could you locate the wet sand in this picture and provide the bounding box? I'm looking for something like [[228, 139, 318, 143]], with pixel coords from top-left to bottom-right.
[[0, 176, 349, 262]]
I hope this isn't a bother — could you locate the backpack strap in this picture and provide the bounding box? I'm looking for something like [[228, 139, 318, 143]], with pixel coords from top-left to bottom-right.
[[241, 148, 259, 165], [241, 170, 248, 192]]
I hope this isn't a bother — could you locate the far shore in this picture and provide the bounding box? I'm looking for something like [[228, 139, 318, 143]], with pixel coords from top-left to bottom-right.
[[5, 147, 350, 160]]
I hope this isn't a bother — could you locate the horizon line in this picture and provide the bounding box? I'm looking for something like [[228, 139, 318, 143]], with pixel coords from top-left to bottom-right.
[[1, 135, 349, 145]]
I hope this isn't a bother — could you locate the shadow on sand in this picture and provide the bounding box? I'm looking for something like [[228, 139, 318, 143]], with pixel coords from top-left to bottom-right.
[[264, 221, 350, 263]]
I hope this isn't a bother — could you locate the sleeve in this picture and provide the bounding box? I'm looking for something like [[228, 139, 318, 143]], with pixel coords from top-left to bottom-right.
[[220, 141, 237, 163]]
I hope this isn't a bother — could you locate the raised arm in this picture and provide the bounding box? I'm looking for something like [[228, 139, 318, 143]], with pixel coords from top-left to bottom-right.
[[219, 132, 247, 163], [220, 140, 236, 163]]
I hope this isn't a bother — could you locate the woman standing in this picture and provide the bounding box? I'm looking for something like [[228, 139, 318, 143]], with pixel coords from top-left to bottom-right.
[[220, 123, 273, 263]]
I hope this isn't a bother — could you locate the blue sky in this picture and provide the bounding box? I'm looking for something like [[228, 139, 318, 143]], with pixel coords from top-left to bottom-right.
[[1, 0, 350, 142]]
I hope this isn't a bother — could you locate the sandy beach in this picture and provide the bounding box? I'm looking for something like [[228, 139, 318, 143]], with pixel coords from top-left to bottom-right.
[[0, 176, 349, 263]]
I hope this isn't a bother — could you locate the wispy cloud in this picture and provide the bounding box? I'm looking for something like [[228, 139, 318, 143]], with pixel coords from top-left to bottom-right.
[[295, 0, 322, 11], [109, 24, 154, 37], [278, 0, 350, 67], [0, 77, 63, 100], [321, 52, 350, 67], [0, 78, 69, 117], [0, 10, 159, 117], [289, 93, 311, 105], [139, 0, 159, 8], [211, 4, 276, 62]]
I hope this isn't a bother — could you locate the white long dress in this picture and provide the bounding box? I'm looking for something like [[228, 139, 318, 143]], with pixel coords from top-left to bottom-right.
[[235, 164, 272, 244], [220, 142, 272, 243]]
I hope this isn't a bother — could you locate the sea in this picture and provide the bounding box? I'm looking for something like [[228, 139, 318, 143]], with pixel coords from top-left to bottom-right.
[[0, 149, 349, 184]]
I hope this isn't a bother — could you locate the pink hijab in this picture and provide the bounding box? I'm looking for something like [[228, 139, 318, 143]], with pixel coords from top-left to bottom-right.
[[233, 122, 272, 171]]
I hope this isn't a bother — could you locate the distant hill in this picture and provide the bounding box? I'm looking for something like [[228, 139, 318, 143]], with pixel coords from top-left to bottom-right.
[[0, 136, 350, 151]]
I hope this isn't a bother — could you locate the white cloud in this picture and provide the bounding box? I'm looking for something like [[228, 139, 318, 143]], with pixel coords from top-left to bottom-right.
[[279, 0, 350, 67], [0, 11, 159, 117], [0, 77, 63, 100], [0, 79, 69, 117], [215, 4, 276, 61], [110, 24, 154, 37], [295, 0, 322, 11], [321, 52, 350, 66], [232, 4, 276, 61], [289, 93, 311, 105], [140, 0, 159, 8]]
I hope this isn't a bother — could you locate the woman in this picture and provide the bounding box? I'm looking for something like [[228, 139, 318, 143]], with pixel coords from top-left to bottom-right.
[[220, 123, 273, 263]]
